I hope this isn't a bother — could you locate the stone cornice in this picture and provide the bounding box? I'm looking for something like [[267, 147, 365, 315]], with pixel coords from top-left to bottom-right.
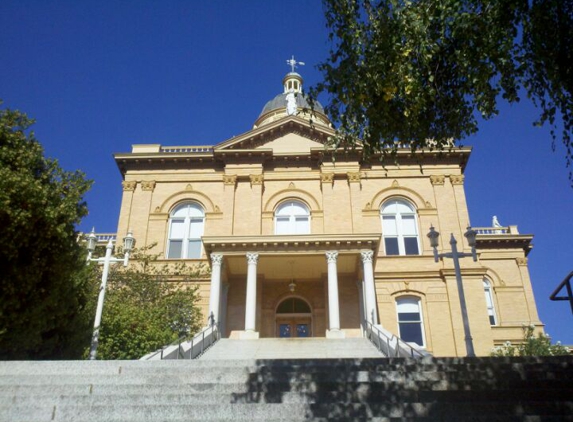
[[202, 234, 381, 255], [476, 234, 534, 256]]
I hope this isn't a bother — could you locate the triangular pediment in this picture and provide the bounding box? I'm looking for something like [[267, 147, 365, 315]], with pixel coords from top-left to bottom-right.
[[214, 115, 335, 153]]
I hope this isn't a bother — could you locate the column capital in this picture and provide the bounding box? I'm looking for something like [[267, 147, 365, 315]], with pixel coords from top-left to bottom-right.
[[246, 252, 259, 265], [430, 175, 446, 185], [122, 180, 137, 191], [325, 250, 339, 263], [210, 253, 224, 266], [249, 174, 264, 186], [141, 180, 156, 191], [360, 250, 374, 263]]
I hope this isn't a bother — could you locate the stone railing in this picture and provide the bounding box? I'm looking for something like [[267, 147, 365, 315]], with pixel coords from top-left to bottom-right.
[[160, 146, 213, 153], [474, 225, 519, 235]]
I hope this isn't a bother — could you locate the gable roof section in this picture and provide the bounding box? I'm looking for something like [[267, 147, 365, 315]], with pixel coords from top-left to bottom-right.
[[214, 115, 335, 152]]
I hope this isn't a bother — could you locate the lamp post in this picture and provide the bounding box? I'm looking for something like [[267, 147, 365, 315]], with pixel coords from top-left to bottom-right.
[[427, 225, 478, 357], [86, 228, 135, 360]]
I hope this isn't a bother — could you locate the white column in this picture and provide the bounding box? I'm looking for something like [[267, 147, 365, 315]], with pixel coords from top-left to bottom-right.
[[361, 250, 378, 324], [207, 253, 223, 326], [326, 251, 344, 338], [242, 252, 259, 339]]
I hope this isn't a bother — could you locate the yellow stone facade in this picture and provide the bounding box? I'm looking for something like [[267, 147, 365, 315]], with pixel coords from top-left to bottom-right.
[[112, 73, 542, 357]]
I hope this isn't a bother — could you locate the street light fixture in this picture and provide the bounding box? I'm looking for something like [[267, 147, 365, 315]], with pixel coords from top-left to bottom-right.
[[427, 225, 478, 357], [86, 228, 135, 360]]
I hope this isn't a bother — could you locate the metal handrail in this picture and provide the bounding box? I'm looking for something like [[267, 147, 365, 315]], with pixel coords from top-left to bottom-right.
[[550, 271, 573, 314], [141, 321, 220, 360], [364, 320, 428, 358]]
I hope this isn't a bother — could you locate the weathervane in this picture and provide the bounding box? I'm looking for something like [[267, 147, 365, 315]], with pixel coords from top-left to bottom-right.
[[286, 55, 305, 73]]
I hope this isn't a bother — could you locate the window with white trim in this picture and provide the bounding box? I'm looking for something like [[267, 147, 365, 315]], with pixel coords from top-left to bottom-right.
[[396, 296, 425, 347], [167, 202, 205, 259], [274, 200, 310, 235], [483, 279, 497, 325], [381, 199, 420, 255]]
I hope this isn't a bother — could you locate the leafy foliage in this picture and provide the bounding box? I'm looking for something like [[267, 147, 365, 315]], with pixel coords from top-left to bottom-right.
[[312, 0, 573, 181], [88, 245, 206, 360], [491, 324, 570, 357], [0, 104, 93, 359]]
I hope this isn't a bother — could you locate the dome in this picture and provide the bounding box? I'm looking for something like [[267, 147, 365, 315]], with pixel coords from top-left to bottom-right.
[[254, 72, 330, 129], [259, 92, 325, 116]]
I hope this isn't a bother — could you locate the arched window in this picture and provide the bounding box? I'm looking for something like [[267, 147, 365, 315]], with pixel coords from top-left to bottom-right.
[[483, 279, 497, 325], [396, 296, 425, 347], [275, 200, 310, 235], [166, 202, 205, 259], [276, 297, 311, 314], [381, 199, 420, 255]]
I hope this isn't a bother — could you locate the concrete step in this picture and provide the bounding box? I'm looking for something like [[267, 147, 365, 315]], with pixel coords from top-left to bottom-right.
[[2, 401, 573, 422], [1, 357, 571, 421], [200, 337, 385, 360]]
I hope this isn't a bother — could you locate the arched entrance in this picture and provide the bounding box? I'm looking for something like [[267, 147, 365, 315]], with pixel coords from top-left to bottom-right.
[[275, 297, 313, 338]]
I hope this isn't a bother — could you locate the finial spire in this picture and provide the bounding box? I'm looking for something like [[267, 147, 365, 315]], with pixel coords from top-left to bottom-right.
[[286, 55, 305, 73]]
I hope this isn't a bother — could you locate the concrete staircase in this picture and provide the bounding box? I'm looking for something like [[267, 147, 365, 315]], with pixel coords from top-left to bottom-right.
[[1, 356, 572, 421], [200, 338, 385, 360]]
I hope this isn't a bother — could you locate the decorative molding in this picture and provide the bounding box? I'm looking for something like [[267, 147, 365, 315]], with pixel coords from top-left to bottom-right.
[[246, 252, 259, 265], [320, 173, 334, 184], [186, 184, 193, 191], [360, 250, 374, 263], [325, 250, 339, 263], [154, 206, 161, 213], [404, 280, 410, 291], [288, 182, 296, 189], [210, 253, 224, 266], [427, 293, 448, 302], [214, 205, 221, 212], [364, 202, 372, 210], [450, 175, 465, 185], [122, 181, 136, 191], [392, 179, 399, 187], [249, 174, 264, 186], [347, 172, 361, 183], [223, 175, 237, 186], [516, 257, 528, 266], [141, 180, 156, 192], [425, 201, 433, 208], [430, 175, 445, 185]]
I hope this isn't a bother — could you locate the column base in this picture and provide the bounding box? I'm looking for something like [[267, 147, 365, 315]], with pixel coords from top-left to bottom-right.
[[238, 330, 260, 340], [326, 329, 346, 339]]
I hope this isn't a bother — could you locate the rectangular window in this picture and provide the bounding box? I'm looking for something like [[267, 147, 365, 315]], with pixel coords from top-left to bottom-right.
[[384, 238, 399, 255], [275, 217, 290, 235], [168, 240, 183, 259], [294, 217, 309, 234], [187, 239, 202, 259], [404, 237, 419, 255]]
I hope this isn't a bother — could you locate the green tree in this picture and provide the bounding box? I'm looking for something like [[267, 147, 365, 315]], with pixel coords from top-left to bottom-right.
[[491, 324, 570, 356], [312, 0, 573, 181], [0, 104, 93, 359], [89, 246, 206, 360]]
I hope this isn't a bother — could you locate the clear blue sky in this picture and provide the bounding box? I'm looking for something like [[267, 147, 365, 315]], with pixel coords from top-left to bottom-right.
[[1, 1, 571, 345]]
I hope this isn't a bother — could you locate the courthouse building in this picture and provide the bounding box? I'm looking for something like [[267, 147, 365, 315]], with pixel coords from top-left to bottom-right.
[[112, 70, 543, 357]]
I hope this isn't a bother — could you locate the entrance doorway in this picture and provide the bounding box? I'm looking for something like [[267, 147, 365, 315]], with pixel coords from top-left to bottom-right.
[[275, 297, 312, 338]]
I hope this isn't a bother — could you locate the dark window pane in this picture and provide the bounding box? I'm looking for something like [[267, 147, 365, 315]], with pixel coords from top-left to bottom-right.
[[168, 240, 182, 258], [297, 324, 309, 337], [293, 299, 311, 313], [277, 299, 294, 313], [399, 323, 423, 346], [385, 238, 399, 255], [489, 315, 496, 325], [279, 324, 291, 337], [398, 312, 420, 322], [404, 237, 419, 255], [277, 298, 311, 313]]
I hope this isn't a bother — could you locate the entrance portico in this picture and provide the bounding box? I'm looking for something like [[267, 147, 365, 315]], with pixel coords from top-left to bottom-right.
[[203, 234, 380, 339]]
